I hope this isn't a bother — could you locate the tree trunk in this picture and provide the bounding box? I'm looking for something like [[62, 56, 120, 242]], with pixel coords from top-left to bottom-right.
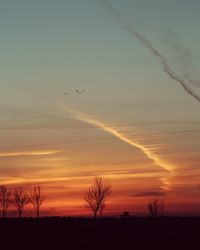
[[2, 208, 5, 218], [3, 209, 6, 218], [94, 210, 97, 219], [19, 209, 22, 218], [37, 208, 39, 218]]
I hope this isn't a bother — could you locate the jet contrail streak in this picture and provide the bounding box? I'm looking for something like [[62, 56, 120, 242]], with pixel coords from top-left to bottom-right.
[[66, 109, 174, 174], [97, 0, 200, 103]]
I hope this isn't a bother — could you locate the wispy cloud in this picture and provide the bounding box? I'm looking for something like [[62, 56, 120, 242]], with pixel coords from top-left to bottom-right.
[[0, 104, 84, 131], [65, 109, 174, 171], [132, 191, 166, 197], [61, 107, 176, 190], [0, 151, 60, 157], [0, 177, 70, 185], [96, 0, 200, 103]]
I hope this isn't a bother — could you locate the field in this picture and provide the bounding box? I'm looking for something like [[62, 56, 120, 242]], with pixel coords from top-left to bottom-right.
[[0, 217, 199, 249]]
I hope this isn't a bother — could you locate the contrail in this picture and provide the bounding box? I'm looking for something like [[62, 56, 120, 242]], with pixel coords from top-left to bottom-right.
[[160, 29, 200, 88], [96, 0, 200, 103], [66, 109, 174, 174], [0, 151, 60, 157]]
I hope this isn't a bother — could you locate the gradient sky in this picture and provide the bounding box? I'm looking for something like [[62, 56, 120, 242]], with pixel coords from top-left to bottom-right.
[[1, 0, 200, 216]]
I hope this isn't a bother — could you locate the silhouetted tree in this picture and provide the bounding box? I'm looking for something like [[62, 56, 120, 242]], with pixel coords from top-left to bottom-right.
[[84, 177, 112, 219], [29, 186, 46, 218], [11, 187, 29, 218], [148, 199, 165, 217], [99, 201, 105, 218], [0, 186, 11, 218], [121, 211, 130, 218]]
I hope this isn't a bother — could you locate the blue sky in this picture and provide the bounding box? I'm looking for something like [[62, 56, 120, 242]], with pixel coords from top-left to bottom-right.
[[1, 0, 200, 109]]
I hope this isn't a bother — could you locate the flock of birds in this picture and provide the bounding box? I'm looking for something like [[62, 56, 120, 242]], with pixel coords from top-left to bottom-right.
[[64, 89, 85, 95]]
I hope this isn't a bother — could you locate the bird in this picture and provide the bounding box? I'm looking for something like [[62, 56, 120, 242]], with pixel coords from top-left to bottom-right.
[[63, 90, 85, 95], [75, 90, 85, 94]]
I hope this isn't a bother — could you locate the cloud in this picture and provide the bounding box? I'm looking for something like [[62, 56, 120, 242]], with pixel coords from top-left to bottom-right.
[[60, 108, 176, 190], [65, 109, 174, 172], [132, 191, 166, 197], [0, 151, 60, 158], [96, 0, 200, 103], [0, 104, 86, 131]]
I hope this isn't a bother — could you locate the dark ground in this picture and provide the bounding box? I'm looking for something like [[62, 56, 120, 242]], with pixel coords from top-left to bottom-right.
[[0, 217, 199, 250]]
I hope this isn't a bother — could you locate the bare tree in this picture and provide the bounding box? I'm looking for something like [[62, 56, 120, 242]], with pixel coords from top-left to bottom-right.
[[147, 199, 165, 217], [11, 187, 29, 218], [29, 186, 46, 218], [99, 201, 106, 218], [84, 177, 112, 219], [0, 186, 11, 218]]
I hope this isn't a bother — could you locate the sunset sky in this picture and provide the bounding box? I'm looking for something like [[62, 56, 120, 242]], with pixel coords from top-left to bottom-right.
[[1, 0, 200, 216]]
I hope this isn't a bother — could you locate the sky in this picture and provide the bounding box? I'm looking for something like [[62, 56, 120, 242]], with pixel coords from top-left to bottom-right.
[[0, 0, 200, 216]]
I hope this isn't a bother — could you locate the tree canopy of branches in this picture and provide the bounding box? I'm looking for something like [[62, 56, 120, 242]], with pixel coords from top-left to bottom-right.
[[11, 187, 30, 218], [0, 186, 11, 218], [29, 186, 46, 218], [148, 199, 165, 217], [84, 177, 112, 218]]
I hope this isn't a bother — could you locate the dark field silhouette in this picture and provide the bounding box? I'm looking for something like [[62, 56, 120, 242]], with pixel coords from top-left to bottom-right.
[[0, 217, 200, 250]]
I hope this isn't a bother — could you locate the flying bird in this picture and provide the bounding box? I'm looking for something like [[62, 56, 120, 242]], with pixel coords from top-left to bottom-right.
[[63, 90, 85, 95], [75, 90, 85, 94]]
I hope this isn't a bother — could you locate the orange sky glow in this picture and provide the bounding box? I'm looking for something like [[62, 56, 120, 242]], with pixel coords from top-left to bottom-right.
[[1, 0, 200, 217], [1, 106, 200, 217]]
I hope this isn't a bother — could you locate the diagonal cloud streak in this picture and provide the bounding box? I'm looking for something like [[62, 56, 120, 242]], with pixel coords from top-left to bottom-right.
[[65, 109, 174, 175], [97, 0, 200, 103]]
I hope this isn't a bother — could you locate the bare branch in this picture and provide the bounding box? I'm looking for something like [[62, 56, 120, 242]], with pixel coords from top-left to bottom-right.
[[10, 187, 29, 218], [0, 186, 11, 218], [29, 186, 46, 218], [84, 177, 112, 218], [147, 200, 165, 217]]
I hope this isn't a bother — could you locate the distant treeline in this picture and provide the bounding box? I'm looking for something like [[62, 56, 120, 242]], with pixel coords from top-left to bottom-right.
[[0, 177, 165, 218]]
